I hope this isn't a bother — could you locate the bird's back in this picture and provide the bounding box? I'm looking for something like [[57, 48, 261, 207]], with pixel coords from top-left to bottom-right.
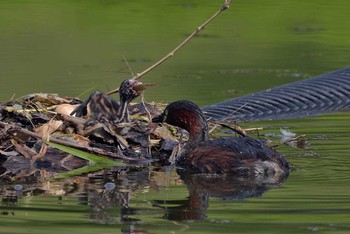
[[176, 136, 290, 176], [71, 91, 121, 124]]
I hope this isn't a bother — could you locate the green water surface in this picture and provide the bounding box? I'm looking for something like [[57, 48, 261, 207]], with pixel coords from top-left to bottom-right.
[[1, 0, 350, 233]]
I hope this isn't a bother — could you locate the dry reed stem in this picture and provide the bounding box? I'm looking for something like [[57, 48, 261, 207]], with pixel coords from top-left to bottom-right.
[[107, 0, 232, 95]]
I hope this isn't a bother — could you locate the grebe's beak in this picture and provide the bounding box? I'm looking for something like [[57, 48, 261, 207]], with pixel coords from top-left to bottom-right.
[[152, 113, 165, 123], [131, 81, 145, 93]]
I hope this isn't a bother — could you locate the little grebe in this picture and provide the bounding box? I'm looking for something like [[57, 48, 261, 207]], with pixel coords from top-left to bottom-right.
[[71, 79, 145, 124], [152, 100, 290, 175]]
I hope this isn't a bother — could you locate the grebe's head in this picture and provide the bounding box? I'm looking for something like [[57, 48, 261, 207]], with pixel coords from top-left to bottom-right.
[[119, 79, 145, 103], [152, 100, 209, 142]]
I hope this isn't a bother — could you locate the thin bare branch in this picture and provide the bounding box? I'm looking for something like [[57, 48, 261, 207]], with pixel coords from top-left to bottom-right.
[[107, 0, 233, 95]]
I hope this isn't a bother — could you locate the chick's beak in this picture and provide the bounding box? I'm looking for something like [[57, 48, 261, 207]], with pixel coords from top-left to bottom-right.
[[131, 81, 146, 93], [132, 81, 155, 93]]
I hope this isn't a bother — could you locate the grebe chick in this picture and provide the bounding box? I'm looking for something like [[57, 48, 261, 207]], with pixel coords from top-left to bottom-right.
[[152, 100, 290, 176], [71, 79, 145, 124]]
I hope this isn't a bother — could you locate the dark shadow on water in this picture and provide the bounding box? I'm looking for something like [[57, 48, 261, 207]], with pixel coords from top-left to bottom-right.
[[153, 170, 289, 221]]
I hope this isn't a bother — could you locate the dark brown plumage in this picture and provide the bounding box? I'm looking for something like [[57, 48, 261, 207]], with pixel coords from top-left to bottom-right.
[[152, 100, 290, 176], [71, 79, 144, 124]]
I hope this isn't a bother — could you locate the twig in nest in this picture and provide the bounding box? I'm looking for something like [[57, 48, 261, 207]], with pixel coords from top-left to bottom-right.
[[217, 122, 246, 137], [209, 123, 219, 134], [5, 105, 56, 113], [107, 0, 233, 95]]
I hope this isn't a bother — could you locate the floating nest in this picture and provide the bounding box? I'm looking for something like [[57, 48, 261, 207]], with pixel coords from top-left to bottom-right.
[[1, 93, 244, 178], [0, 92, 305, 182], [0, 93, 177, 173]]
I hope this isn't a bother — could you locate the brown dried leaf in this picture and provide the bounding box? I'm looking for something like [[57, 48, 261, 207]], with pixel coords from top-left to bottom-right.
[[34, 120, 63, 140], [25, 93, 74, 105], [32, 120, 63, 160], [153, 125, 178, 142], [70, 134, 91, 147], [55, 104, 79, 116]]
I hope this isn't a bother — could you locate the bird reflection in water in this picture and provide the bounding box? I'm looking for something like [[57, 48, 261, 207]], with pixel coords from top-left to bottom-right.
[[153, 171, 289, 221]]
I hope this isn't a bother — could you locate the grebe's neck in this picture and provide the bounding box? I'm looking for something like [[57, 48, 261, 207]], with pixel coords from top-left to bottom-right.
[[165, 101, 210, 146], [174, 108, 209, 159], [185, 112, 209, 147], [117, 97, 129, 122]]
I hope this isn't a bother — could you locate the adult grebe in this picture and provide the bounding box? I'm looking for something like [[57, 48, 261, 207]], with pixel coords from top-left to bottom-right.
[[152, 100, 290, 175]]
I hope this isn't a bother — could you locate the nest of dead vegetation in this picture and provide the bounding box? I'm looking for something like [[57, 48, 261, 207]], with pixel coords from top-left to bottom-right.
[[0, 93, 256, 174], [0, 93, 176, 171], [0, 93, 307, 182]]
